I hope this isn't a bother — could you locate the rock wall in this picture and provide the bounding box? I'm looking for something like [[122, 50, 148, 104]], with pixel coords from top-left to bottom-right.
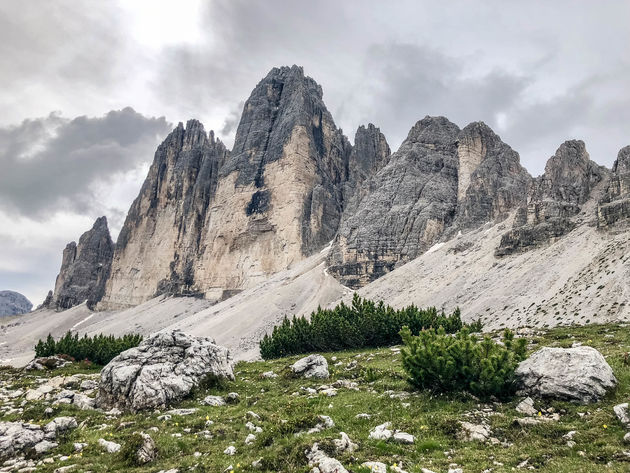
[[598, 146, 630, 228], [497, 140, 608, 256], [48, 217, 114, 310], [99, 121, 228, 309]]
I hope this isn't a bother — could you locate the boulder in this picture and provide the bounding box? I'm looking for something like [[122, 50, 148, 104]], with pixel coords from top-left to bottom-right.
[[96, 330, 233, 412], [515, 346, 617, 403], [135, 432, 157, 464], [25, 356, 71, 371], [0, 422, 45, 459], [307, 442, 349, 473], [614, 403, 630, 428], [98, 438, 121, 453], [368, 422, 393, 441], [291, 354, 329, 379]]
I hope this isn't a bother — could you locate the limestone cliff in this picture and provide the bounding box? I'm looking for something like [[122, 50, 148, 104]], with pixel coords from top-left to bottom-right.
[[328, 116, 461, 288], [99, 121, 228, 309], [597, 146, 630, 228], [191, 66, 353, 299], [0, 291, 32, 317], [47, 216, 114, 310], [497, 140, 608, 256]]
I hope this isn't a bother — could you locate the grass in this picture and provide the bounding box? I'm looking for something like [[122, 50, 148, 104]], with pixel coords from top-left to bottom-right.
[[1, 323, 630, 472]]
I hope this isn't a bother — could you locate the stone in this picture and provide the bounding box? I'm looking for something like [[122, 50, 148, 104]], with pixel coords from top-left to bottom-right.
[[33, 440, 58, 454], [515, 346, 617, 403], [202, 396, 226, 407], [368, 422, 393, 441], [362, 461, 387, 473], [393, 431, 415, 444], [98, 438, 121, 453], [24, 356, 71, 371], [614, 403, 630, 428], [245, 433, 256, 445], [306, 443, 349, 473], [497, 140, 607, 256], [0, 422, 45, 459], [165, 408, 198, 416], [223, 445, 236, 455], [598, 146, 630, 228], [261, 371, 278, 379], [624, 432, 630, 444], [46, 216, 114, 310], [0, 291, 32, 317], [96, 330, 233, 412], [291, 354, 329, 379], [44, 417, 77, 437], [515, 397, 538, 416], [333, 432, 358, 453], [226, 392, 240, 403], [135, 432, 157, 465], [458, 422, 492, 442], [72, 393, 95, 410]]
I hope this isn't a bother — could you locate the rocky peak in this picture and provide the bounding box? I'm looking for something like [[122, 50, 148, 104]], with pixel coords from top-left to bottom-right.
[[47, 216, 114, 310], [598, 145, 630, 228], [328, 116, 460, 288], [0, 290, 32, 317], [349, 123, 390, 181], [497, 140, 607, 255], [453, 122, 531, 231]]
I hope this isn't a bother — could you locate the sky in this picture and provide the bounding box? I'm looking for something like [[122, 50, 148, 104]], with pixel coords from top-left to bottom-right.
[[1, 0, 629, 306]]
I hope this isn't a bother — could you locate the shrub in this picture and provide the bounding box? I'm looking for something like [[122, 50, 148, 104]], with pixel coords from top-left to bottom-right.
[[34, 331, 143, 366], [259, 293, 478, 359], [400, 326, 527, 399]]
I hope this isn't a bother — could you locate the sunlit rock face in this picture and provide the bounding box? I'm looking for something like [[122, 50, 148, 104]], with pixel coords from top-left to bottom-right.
[[597, 146, 630, 229]]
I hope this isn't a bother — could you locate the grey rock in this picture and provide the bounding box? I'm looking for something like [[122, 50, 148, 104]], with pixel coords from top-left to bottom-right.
[[614, 403, 630, 428], [598, 146, 630, 228], [368, 422, 393, 440], [24, 356, 71, 371], [497, 140, 607, 255], [0, 422, 45, 459], [306, 443, 349, 473], [98, 438, 121, 453], [515, 397, 538, 416], [329, 116, 461, 288], [44, 417, 77, 437], [515, 346, 617, 403], [135, 432, 157, 464], [361, 462, 387, 473], [333, 432, 358, 453], [46, 216, 114, 310], [33, 440, 58, 454], [201, 395, 226, 407], [96, 330, 233, 412], [291, 354, 329, 379], [458, 421, 492, 442], [0, 291, 32, 317]]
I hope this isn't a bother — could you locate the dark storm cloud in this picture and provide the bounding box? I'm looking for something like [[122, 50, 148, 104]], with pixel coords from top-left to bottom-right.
[[0, 108, 171, 217]]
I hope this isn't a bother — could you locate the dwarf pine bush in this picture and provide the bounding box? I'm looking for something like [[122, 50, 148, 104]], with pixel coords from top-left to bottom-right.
[[400, 326, 527, 399], [34, 331, 143, 365], [259, 293, 476, 359]]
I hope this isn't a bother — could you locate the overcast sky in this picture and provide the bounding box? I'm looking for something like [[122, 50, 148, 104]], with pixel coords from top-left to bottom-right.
[[1, 0, 629, 306]]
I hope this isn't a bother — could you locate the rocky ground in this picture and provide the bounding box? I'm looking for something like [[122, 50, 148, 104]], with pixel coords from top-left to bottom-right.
[[1, 323, 630, 472]]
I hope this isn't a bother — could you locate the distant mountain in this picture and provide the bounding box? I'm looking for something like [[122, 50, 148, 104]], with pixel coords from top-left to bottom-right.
[[0, 290, 32, 317]]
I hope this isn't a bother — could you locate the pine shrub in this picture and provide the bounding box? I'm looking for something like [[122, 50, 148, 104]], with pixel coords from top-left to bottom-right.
[[400, 326, 527, 399], [259, 294, 477, 359], [34, 331, 143, 365]]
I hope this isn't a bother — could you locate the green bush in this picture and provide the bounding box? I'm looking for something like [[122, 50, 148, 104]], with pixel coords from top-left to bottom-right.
[[400, 326, 527, 399], [259, 293, 477, 359], [34, 331, 143, 366]]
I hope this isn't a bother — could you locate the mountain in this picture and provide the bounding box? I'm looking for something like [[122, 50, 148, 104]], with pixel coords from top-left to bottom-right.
[[45, 216, 114, 310], [20, 65, 628, 361], [0, 290, 32, 317]]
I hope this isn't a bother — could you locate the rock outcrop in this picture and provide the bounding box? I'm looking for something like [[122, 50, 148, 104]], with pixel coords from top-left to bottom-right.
[[515, 346, 617, 403], [46, 216, 114, 310], [99, 122, 229, 309], [598, 146, 630, 228], [328, 116, 461, 288], [328, 118, 530, 288], [290, 354, 329, 379], [0, 291, 32, 317], [497, 140, 607, 256], [96, 330, 234, 412], [0, 417, 77, 460]]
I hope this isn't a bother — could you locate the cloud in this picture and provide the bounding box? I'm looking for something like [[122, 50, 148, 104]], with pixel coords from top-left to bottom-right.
[[0, 108, 171, 218]]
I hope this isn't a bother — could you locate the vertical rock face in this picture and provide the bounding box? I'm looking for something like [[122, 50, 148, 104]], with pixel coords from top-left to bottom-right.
[[598, 146, 630, 228], [48, 217, 114, 310], [0, 291, 32, 316], [497, 140, 607, 255], [99, 121, 228, 309], [453, 122, 531, 231], [191, 66, 353, 299], [328, 116, 461, 288]]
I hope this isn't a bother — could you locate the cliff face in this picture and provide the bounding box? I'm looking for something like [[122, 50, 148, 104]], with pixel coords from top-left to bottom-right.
[[497, 140, 608, 255], [328, 118, 531, 288], [192, 66, 353, 299], [48, 216, 114, 310], [598, 146, 630, 228], [99, 121, 228, 309], [328, 116, 461, 288]]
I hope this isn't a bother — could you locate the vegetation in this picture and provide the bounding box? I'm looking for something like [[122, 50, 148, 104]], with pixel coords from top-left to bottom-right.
[[34, 331, 143, 365], [2, 323, 629, 472], [400, 326, 527, 398], [260, 293, 479, 359]]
